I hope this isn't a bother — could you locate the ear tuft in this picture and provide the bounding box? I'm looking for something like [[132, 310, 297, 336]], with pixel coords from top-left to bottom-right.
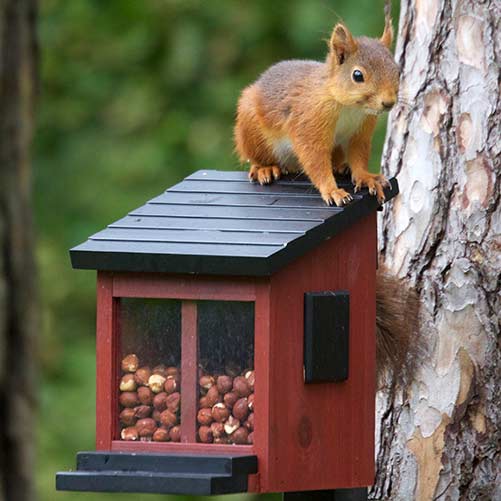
[[329, 23, 357, 65], [381, 0, 394, 49]]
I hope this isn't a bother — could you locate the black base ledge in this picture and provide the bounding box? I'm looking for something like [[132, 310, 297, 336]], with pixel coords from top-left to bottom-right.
[[56, 451, 257, 496]]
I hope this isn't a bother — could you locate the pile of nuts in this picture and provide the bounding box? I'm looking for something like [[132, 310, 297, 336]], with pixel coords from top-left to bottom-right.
[[197, 370, 255, 445], [119, 354, 181, 442]]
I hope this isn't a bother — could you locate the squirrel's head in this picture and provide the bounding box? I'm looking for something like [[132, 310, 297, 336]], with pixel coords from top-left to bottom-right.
[[326, 13, 399, 115]]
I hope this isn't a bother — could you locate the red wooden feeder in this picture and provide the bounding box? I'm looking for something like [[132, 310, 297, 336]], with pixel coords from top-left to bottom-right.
[[56, 169, 398, 497]]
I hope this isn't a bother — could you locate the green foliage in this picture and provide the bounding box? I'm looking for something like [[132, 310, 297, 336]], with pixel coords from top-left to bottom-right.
[[36, 1, 395, 500]]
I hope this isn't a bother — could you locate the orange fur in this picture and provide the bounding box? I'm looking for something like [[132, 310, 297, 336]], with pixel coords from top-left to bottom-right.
[[234, 15, 399, 206]]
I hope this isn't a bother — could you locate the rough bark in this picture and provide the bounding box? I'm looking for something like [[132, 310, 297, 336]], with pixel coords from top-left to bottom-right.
[[0, 1, 38, 500], [373, 0, 500, 500]]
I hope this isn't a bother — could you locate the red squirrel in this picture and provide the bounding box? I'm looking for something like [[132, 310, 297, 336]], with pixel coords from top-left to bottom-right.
[[234, 2, 398, 207]]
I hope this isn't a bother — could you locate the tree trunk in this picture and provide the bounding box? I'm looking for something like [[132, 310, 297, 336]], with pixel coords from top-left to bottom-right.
[[0, 1, 38, 500], [373, 0, 500, 500]]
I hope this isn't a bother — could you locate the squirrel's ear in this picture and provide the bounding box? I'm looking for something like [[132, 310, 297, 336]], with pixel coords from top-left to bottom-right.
[[380, 1, 394, 49], [329, 23, 357, 65]]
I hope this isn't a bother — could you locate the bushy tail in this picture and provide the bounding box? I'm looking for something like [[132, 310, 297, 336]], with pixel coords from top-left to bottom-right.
[[376, 267, 425, 390]]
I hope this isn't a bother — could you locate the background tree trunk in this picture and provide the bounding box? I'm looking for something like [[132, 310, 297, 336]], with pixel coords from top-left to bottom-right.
[[0, 1, 38, 500], [373, 0, 499, 500]]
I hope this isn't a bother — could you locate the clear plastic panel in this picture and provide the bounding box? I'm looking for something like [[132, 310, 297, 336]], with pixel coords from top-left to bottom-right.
[[118, 299, 182, 442], [197, 301, 255, 445]]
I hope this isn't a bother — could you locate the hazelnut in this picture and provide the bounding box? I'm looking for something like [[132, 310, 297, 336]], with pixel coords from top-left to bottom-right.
[[244, 412, 254, 431], [164, 377, 178, 394], [224, 416, 240, 435], [152, 364, 167, 377], [134, 367, 151, 386], [160, 409, 178, 428], [121, 426, 139, 441], [199, 375, 215, 393], [224, 392, 238, 408], [152, 409, 162, 423], [244, 370, 255, 391], [121, 354, 139, 373], [247, 432, 254, 444], [153, 392, 168, 412], [212, 403, 230, 423], [214, 436, 230, 444], [230, 426, 249, 445], [148, 374, 166, 393], [119, 374, 137, 392], [134, 405, 152, 419], [206, 386, 221, 407], [199, 396, 209, 408], [198, 425, 213, 443], [119, 408, 137, 427], [217, 375, 233, 394], [136, 418, 157, 437], [166, 392, 181, 413], [152, 427, 170, 442], [169, 425, 181, 442], [137, 386, 154, 406], [248, 393, 255, 411], [233, 376, 251, 398], [210, 422, 225, 439], [197, 408, 213, 426], [119, 391, 139, 408], [166, 366, 179, 377], [233, 398, 249, 421]]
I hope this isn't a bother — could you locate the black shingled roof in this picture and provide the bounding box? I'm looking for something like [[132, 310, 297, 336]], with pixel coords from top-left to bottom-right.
[[70, 170, 398, 276]]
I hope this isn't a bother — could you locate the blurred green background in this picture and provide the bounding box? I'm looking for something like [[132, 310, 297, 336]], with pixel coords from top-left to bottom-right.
[[36, 1, 394, 500]]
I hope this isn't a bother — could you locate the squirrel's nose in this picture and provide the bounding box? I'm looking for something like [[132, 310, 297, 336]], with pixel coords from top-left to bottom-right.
[[382, 100, 395, 110]]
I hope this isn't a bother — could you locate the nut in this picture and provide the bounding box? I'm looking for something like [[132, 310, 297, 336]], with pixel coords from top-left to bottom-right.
[[205, 386, 221, 407], [166, 392, 181, 413], [119, 391, 139, 408], [210, 422, 225, 439], [232, 398, 249, 421], [137, 386, 154, 406], [214, 436, 230, 444], [230, 426, 249, 445], [136, 418, 157, 437], [224, 391, 238, 408], [169, 425, 181, 442], [119, 408, 137, 427], [148, 374, 166, 393], [152, 427, 170, 442], [216, 375, 233, 394], [211, 403, 230, 423], [121, 354, 139, 373], [164, 377, 178, 394], [121, 426, 139, 441], [233, 376, 251, 398], [248, 393, 255, 411], [244, 370, 255, 391], [160, 409, 178, 428], [134, 405, 152, 419], [199, 396, 209, 408], [224, 416, 240, 435], [197, 408, 213, 426], [152, 364, 167, 377], [119, 374, 137, 392], [152, 409, 162, 423], [244, 412, 254, 431], [247, 432, 254, 444], [153, 392, 168, 412], [199, 375, 215, 393], [134, 367, 151, 386], [198, 425, 213, 443]]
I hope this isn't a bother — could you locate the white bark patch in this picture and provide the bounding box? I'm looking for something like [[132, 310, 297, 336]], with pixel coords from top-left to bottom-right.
[[456, 15, 486, 71], [420, 90, 448, 136], [414, 0, 440, 42]]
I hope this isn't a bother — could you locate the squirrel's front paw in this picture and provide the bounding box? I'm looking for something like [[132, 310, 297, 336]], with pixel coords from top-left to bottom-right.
[[321, 188, 353, 207], [248, 165, 281, 185], [352, 172, 390, 204]]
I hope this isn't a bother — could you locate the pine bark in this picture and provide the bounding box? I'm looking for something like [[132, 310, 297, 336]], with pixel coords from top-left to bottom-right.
[[374, 0, 500, 500], [0, 1, 38, 500]]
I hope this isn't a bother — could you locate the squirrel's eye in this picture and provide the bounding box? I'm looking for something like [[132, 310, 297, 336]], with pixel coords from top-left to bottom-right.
[[352, 70, 364, 83]]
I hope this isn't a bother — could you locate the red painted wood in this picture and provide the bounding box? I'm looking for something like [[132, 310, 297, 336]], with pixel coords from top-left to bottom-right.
[[181, 301, 198, 443], [113, 273, 256, 301], [260, 213, 377, 493], [111, 440, 254, 455], [95, 272, 117, 450]]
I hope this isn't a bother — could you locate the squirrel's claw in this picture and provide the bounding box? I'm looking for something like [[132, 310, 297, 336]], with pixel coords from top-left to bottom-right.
[[249, 165, 281, 185], [321, 188, 353, 207]]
